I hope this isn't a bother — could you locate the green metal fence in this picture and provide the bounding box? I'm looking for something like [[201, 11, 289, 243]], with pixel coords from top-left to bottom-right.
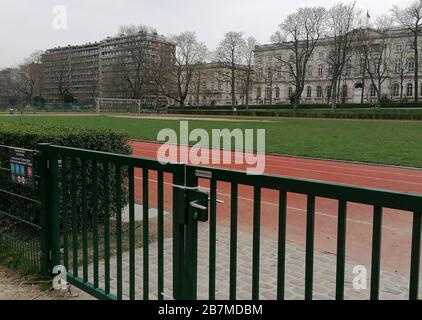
[[38, 144, 185, 300], [0, 145, 44, 273], [34, 144, 422, 300]]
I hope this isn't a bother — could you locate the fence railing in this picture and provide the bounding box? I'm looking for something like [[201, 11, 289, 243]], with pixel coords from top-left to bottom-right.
[[2, 142, 420, 300], [38, 144, 185, 300], [185, 165, 422, 300]]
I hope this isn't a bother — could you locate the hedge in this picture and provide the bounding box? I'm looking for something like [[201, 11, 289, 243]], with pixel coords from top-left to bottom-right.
[[168, 102, 422, 111], [168, 108, 422, 120], [0, 123, 132, 233]]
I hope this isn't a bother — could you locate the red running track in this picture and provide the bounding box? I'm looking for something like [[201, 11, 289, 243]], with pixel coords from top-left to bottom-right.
[[129, 140, 422, 276]]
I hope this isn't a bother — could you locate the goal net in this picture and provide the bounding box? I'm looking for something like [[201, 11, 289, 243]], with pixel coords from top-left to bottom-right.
[[95, 97, 169, 114]]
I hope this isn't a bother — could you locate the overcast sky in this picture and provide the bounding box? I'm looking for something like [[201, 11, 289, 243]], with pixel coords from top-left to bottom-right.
[[0, 0, 407, 68]]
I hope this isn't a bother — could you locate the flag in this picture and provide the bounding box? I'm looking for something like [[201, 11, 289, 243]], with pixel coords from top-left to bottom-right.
[[367, 11, 371, 19]]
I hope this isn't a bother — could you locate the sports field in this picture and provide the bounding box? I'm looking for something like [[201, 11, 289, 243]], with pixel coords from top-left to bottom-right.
[[1, 114, 421, 168]]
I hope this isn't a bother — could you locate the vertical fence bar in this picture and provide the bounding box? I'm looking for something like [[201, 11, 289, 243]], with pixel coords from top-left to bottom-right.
[[305, 195, 315, 300], [50, 154, 60, 268], [71, 158, 78, 277], [92, 161, 99, 289], [81, 160, 88, 283], [38, 144, 50, 276], [209, 178, 217, 300], [185, 169, 198, 300], [115, 165, 123, 300], [61, 156, 69, 270], [370, 206, 383, 300], [252, 187, 261, 300], [128, 166, 135, 300], [409, 212, 421, 300], [230, 183, 238, 300], [157, 171, 164, 301], [336, 200, 347, 300], [172, 167, 186, 300], [143, 168, 149, 300], [277, 191, 287, 300], [103, 162, 110, 295]]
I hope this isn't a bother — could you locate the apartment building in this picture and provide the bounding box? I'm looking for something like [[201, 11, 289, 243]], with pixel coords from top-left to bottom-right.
[[41, 32, 174, 104], [41, 42, 99, 103], [184, 62, 251, 106], [253, 27, 418, 105], [99, 32, 175, 104]]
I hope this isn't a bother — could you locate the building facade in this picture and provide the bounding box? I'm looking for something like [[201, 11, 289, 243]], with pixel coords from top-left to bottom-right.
[[253, 27, 419, 105], [41, 32, 174, 104], [41, 42, 99, 103], [184, 62, 252, 106]]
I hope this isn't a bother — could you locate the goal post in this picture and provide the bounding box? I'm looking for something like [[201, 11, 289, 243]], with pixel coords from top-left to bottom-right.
[[95, 97, 142, 114]]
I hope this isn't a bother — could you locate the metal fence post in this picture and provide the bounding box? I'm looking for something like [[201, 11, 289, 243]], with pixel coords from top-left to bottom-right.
[[38, 143, 60, 276], [172, 164, 186, 300]]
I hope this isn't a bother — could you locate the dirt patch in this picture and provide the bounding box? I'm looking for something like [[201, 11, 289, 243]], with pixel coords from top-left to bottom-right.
[[0, 266, 91, 300]]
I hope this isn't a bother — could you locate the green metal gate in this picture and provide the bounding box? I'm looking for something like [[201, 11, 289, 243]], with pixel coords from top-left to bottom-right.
[[37, 144, 422, 300]]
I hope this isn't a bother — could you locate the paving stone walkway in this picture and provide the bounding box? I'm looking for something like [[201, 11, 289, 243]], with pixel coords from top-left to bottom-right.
[[87, 223, 420, 300]]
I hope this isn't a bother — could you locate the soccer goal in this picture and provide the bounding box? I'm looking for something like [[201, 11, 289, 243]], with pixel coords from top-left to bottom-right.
[[95, 97, 169, 114], [95, 98, 142, 114]]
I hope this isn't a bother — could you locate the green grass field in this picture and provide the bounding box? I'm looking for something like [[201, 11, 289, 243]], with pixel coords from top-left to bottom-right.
[[1, 114, 421, 168]]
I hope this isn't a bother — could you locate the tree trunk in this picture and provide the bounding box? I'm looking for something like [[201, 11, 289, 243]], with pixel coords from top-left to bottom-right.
[[331, 79, 337, 112], [414, 32, 419, 102], [231, 66, 236, 109], [293, 95, 299, 112], [376, 89, 381, 109]]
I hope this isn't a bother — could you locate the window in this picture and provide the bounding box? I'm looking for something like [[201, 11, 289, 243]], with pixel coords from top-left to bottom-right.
[[256, 87, 261, 98], [317, 86, 322, 98], [407, 83, 413, 97], [288, 87, 293, 98], [265, 87, 271, 99], [408, 60, 415, 73], [307, 65, 313, 77], [395, 59, 401, 73], [289, 54, 295, 62], [318, 64, 323, 77], [328, 66, 333, 76], [342, 85, 348, 97], [275, 87, 280, 98], [396, 44, 403, 52], [267, 70, 272, 80], [345, 64, 352, 77], [392, 83, 400, 97], [370, 85, 377, 97], [306, 86, 312, 98], [319, 51, 324, 59], [258, 68, 263, 80], [326, 86, 331, 98], [276, 65, 282, 79]]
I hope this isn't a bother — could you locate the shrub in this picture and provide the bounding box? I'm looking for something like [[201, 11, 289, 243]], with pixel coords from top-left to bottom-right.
[[0, 123, 132, 233]]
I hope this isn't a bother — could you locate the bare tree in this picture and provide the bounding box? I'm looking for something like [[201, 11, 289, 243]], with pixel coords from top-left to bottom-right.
[[393, 38, 413, 99], [273, 7, 327, 111], [215, 32, 247, 108], [242, 37, 257, 108], [326, 2, 359, 111], [17, 51, 44, 103], [43, 51, 71, 102], [108, 24, 165, 99], [357, 16, 394, 108], [156, 31, 207, 106], [392, 0, 422, 102]]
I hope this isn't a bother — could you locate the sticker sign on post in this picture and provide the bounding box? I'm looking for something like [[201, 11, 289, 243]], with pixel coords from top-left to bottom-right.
[[10, 148, 34, 187]]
